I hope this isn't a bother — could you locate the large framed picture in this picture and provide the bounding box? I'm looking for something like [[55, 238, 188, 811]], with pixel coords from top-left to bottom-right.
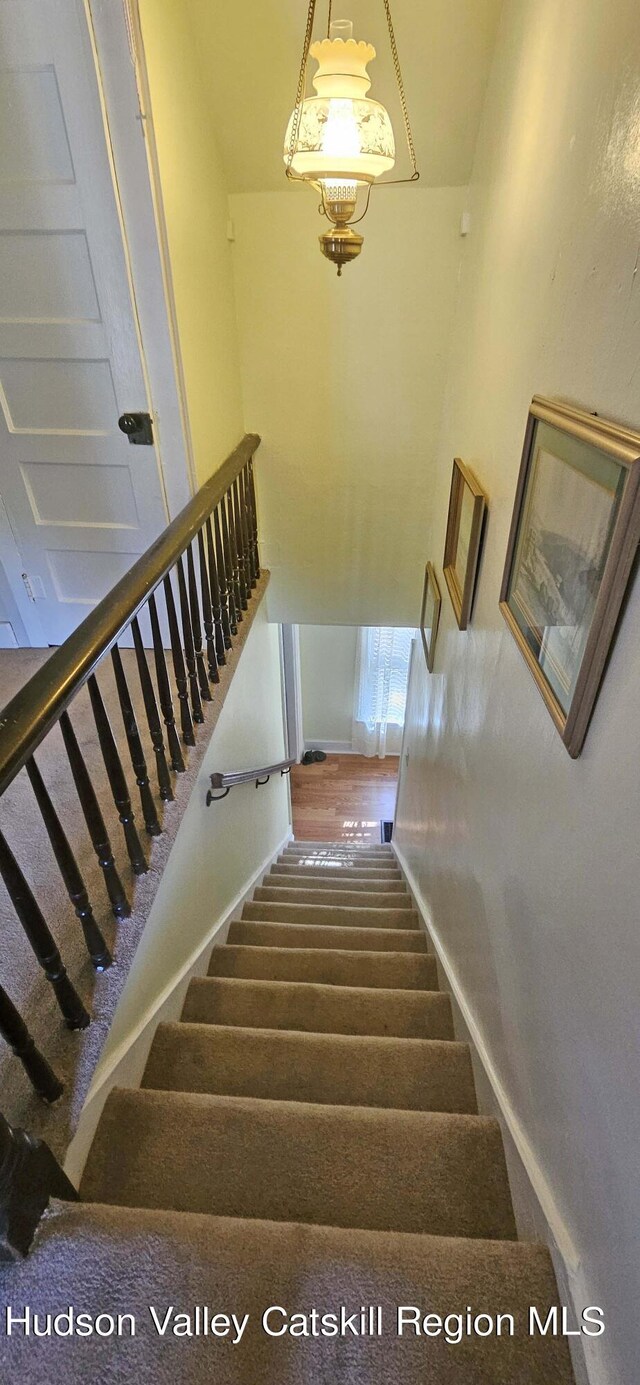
[[420, 562, 441, 672], [443, 458, 487, 629], [500, 396, 640, 757]]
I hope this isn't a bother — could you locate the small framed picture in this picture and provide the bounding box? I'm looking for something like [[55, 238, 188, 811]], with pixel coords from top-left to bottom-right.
[[443, 458, 487, 629], [500, 396, 640, 757], [420, 562, 441, 672]]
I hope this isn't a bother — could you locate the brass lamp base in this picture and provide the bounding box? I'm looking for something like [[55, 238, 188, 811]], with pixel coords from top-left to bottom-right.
[[319, 224, 364, 275]]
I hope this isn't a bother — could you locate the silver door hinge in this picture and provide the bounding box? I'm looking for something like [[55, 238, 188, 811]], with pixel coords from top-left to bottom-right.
[[22, 572, 46, 601]]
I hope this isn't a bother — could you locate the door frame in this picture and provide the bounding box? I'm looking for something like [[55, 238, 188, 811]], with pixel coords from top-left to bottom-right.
[[280, 625, 305, 763], [84, 0, 196, 517]]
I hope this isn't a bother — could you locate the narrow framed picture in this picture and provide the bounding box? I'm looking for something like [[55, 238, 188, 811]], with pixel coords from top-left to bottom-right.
[[443, 458, 487, 629], [420, 562, 441, 672], [500, 395, 640, 758]]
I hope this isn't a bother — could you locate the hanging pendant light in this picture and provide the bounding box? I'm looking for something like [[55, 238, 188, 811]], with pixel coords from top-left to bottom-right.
[[284, 3, 419, 275]]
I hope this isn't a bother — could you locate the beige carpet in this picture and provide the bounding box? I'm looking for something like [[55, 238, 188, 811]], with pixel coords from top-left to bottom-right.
[[0, 574, 269, 1157], [0, 844, 576, 1382]]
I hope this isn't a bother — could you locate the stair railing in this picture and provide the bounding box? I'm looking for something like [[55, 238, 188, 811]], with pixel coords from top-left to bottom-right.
[[0, 433, 261, 1109], [206, 758, 295, 803]]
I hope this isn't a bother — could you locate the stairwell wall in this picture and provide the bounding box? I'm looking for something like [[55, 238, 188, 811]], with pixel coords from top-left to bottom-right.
[[394, 3, 640, 1384], [229, 186, 466, 627]]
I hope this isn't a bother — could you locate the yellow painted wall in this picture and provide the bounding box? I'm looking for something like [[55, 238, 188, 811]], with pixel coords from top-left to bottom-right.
[[395, 3, 640, 1382], [230, 186, 466, 626], [138, 0, 244, 484], [299, 625, 358, 748]]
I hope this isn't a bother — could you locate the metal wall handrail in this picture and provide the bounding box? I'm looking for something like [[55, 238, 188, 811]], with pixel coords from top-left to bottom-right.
[[206, 758, 295, 803]]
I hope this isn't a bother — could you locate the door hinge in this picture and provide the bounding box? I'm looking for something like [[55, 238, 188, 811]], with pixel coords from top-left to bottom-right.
[[118, 412, 154, 445], [21, 573, 46, 602]]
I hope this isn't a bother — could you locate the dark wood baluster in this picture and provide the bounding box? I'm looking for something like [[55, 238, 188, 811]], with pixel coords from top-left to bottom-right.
[[163, 573, 195, 746], [0, 984, 64, 1102], [25, 757, 112, 972], [208, 514, 230, 655], [0, 829, 89, 1030], [130, 617, 174, 801], [60, 711, 130, 918], [186, 542, 213, 698], [247, 455, 261, 579], [0, 1113, 78, 1259], [87, 674, 148, 876], [176, 556, 204, 723], [232, 477, 249, 609], [216, 502, 237, 635], [224, 488, 244, 619], [148, 594, 185, 772], [111, 645, 162, 835], [196, 528, 220, 683], [240, 466, 257, 589]]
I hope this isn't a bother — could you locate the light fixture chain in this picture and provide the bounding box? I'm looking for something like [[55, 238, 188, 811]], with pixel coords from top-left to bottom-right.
[[286, 0, 318, 176], [326, 0, 333, 38], [382, 0, 418, 177]]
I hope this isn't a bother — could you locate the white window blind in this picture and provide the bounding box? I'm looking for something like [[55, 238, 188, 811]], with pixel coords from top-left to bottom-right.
[[352, 626, 414, 758]]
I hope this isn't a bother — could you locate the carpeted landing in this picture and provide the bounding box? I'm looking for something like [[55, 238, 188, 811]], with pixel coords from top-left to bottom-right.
[[1, 842, 575, 1383]]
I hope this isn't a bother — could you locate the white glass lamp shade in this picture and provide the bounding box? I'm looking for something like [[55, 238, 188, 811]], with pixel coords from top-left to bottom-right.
[[284, 35, 395, 186]]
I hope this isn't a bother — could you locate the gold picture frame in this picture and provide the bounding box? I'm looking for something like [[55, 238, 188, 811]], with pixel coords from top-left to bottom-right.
[[420, 562, 441, 672], [443, 458, 487, 629], [499, 396, 640, 758]]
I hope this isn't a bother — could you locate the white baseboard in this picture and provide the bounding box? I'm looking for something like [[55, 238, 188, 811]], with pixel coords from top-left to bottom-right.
[[64, 826, 293, 1186], [304, 739, 356, 754], [392, 839, 600, 1385]]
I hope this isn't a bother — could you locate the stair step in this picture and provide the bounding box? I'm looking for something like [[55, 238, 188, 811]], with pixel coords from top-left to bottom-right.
[[242, 900, 419, 930], [18, 1202, 575, 1384], [228, 919, 427, 952], [268, 868, 406, 892], [274, 860, 401, 879], [185, 975, 451, 1036], [208, 944, 438, 989], [290, 836, 396, 847], [255, 885, 413, 909], [283, 849, 394, 864], [143, 1022, 477, 1113], [81, 1088, 517, 1240]]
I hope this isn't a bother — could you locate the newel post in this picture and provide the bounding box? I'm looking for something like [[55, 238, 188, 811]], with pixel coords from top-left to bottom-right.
[[0, 1113, 77, 1261]]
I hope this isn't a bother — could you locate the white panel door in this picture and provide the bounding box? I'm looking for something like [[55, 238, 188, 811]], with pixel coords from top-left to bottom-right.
[[0, 0, 169, 644]]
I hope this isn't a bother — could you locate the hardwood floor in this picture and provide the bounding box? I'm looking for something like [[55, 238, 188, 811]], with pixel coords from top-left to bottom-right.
[[291, 754, 398, 843]]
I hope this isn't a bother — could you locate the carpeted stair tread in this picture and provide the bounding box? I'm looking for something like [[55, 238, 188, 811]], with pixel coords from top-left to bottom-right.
[[267, 868, 406, 891], [242, 899, 419, 929], [142, 1022, 477, 1113], [208, 943, 439, 988], [184, 974, 452, 1035], [255, 884, 413, 909], [278, 847, 396, 858], [10, 1201, 574, 1384], [228, 919, 427, 952], [272, 860, 401, 879], [81, 1088, 517, 1239]]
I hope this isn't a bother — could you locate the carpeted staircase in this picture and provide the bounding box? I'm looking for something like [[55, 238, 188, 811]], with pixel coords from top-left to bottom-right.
[[3, 842, 576, 1383]]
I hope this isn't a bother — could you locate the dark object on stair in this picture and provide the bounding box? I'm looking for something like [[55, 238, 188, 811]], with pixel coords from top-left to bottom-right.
[[381, 819, 394, 842], [301, 749, 327, 765]]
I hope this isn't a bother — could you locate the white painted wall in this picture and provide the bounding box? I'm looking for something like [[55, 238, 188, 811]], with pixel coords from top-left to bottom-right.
[[138, 0, 244, 485], [91, 602, 290, 1084], [395, 4, 640, 1383], [299, 624, 358, 749], [229, 186, 466, 626]]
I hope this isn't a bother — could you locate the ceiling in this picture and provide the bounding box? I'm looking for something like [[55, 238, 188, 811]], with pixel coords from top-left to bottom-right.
[[186, 0, 504, 193]]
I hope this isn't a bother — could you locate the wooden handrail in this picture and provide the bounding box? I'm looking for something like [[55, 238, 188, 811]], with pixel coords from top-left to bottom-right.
[[0, 434, 260, 796], [207, 758, 295, 803]]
